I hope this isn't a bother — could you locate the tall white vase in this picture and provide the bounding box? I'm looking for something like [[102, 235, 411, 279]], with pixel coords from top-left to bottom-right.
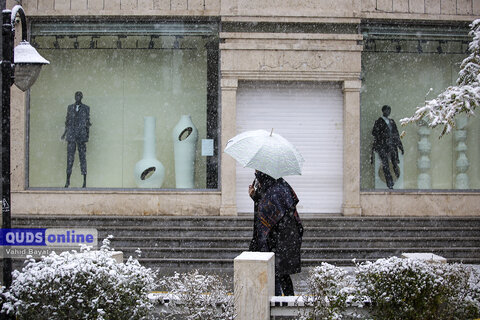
[[172, 115, 198, 188], [134, 116, 165, 188]]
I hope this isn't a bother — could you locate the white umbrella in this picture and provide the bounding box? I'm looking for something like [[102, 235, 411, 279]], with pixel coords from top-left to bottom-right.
[[224, 129, 304, 179]]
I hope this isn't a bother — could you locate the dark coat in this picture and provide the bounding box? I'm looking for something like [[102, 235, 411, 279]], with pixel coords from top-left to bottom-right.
[[249, 172, 303, 276], [63, 103, 91, 142], [371, 117, 404, 163]]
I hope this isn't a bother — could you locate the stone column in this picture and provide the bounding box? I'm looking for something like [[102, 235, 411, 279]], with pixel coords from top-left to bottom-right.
[[417, 120, 431, 189], [10, 86, 26, 192], [220, 78, 238, 216], [234, 252, 275, 320], [342, 80, 362, 216], [455, 116, 469, 189]]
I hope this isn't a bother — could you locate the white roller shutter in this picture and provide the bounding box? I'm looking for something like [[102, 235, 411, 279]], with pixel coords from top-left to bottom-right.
[[235, 82, 343, 214]]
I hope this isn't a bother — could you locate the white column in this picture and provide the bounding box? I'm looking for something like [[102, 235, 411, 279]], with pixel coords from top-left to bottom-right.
[[417, 120, 431, 189], [342, 80, 362, 215], [455, 117, 469, 189], [234, 252, 275, 320], [220, 78, 239, 216]]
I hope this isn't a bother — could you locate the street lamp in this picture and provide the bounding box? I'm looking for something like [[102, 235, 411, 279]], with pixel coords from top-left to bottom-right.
[[1, 5, 49, 288]]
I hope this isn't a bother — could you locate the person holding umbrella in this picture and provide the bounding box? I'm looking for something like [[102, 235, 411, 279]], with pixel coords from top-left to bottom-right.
[[225, 129, 304, 296], [248, 170, 303, 296]]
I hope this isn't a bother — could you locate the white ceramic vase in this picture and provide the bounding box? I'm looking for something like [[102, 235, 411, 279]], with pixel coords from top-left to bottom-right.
[[172, 115, 198, 188], [134, 116, 165, 188]]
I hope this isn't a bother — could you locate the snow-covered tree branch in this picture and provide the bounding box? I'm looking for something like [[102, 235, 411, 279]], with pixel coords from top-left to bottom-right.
[[400, 19, 480, 137]]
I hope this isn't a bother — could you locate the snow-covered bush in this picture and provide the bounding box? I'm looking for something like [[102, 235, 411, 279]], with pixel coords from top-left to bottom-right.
[[355, 257, 480, 320], [1, 237, 156, 320], [301, 258, 480, 320], [158, 270, 235, 320], [0, 285, 17, 316], [300, 263, 359, 320]]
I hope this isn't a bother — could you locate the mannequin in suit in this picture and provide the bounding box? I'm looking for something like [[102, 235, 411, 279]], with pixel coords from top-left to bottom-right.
[[61, 91, 91, 188], [371, 105, 404, 189]]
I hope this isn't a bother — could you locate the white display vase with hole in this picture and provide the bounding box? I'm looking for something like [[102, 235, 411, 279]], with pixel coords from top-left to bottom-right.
[[134, 116, 165, 188], [172, 115, 198, 188]]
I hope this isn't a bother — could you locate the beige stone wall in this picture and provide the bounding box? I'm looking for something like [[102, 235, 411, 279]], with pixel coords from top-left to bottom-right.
[[361, 193, 480, 216], [20, 0, 221, 15], [19, 0, 479, 20], [14, 191, 221, 215], [220, 33, 362, 79], [7, 0, 480, 216], [362, 0, 479, 18], [220, 0, 361, 19]]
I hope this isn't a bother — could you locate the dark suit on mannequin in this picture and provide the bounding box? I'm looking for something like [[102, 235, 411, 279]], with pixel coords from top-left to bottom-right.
[[61, 91, 91, 188], [371, 105, 404, 189]]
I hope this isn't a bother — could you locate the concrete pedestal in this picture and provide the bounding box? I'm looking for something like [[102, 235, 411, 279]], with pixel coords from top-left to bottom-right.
[[234, 251, 275, 320]]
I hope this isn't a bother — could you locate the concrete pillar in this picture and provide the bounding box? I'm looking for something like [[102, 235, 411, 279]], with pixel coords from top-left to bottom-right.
[[342, 80, 362, 216], [234, 251, 275, 320], [220, 78, 238, 216], [10, 86, 25, 192]]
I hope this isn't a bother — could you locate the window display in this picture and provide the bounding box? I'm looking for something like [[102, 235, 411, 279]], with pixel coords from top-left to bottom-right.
[[361, 24, 479, 190], [28, 22, 219, 189]]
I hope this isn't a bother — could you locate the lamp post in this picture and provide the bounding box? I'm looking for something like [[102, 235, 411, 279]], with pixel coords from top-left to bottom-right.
[[1, 5, 49, 288]]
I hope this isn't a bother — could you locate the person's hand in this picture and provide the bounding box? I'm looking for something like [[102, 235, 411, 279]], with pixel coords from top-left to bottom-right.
[[249, 184, 255, 198]]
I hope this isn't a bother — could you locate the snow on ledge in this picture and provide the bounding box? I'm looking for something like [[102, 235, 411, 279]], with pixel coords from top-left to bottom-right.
[[234, 251, 274, 261], [401, 252, 447, 263]]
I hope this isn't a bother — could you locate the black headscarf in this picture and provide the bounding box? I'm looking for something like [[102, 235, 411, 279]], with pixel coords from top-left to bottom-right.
[[253, 171, 301, 251]]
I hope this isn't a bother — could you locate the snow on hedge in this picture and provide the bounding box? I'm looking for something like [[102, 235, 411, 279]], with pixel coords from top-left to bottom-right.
[[157, 270, 235, 320], [1, 237, 156, 320], [298, 263, 358, 320], [355, 257, 480, 319], [301, 257, 480, 320]]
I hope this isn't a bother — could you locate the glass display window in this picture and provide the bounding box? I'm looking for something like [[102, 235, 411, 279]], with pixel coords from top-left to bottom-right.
[[27, 21, 219, 190], [360, 24, 479, 190]]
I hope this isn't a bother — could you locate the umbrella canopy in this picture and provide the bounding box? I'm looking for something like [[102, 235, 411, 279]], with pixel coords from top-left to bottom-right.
[[224, 129, 304, 179]]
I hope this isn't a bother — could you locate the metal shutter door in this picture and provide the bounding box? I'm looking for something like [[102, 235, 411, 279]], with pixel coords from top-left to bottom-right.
[[235, 82, 343, 214]]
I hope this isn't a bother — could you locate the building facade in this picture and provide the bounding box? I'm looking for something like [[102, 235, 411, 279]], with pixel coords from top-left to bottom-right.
[[8, 0, 480, 216]]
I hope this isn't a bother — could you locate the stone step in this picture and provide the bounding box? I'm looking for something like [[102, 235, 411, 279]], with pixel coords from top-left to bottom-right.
[[11, 222, 480, 239], [12, 215, 253, 228], [117, 246, 479, 260], [12, 215, 480, 228], [16, 225, 474, 238], [105, 236, 480, 249], [9, 215, 480, 271]]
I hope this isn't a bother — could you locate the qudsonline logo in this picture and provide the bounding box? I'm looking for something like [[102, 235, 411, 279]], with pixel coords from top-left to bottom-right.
[[0, 228, 98, 258]]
